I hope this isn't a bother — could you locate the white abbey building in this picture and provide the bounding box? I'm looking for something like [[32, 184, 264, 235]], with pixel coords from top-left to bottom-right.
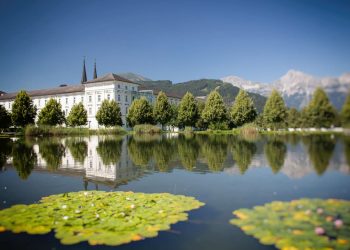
[[0, 61, 181, 128]]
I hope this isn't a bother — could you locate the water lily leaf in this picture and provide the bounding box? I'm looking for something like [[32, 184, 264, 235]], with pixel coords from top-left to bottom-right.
[[230, 199, 350, 250], [0, 191, 204, 246]]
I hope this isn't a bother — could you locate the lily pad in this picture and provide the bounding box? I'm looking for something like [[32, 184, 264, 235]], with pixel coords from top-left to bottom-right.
[[0, 191, 204, 246], [230, 199, 350, 250]]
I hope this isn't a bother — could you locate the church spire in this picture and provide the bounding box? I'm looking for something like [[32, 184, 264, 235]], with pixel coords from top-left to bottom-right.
[[81, 57, 87, 83], [93, 59, 97, 79]]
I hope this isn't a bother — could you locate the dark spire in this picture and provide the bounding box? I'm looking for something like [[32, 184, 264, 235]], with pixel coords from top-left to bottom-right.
[[81, 57, 87, 83], [93, 59, 97, 79]]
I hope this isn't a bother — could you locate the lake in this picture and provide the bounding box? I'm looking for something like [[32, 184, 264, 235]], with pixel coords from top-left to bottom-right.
[[0, 134, 349, 250]]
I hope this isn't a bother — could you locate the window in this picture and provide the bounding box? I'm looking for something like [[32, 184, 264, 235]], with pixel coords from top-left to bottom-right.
[[58, 98, 61, 103], [132, 96, 135, 101], [97, 95, 101, 102], [132, 86, 134, 91], [125, 107, 128, 114], [8, 103, 10, 108], [45, 99, 47, 104], [118, 84, 120, 89], [38, 100, 40, 106], [125, 85, 127, 90], [66, 109, 68, 115], [89, 96, 92, 102], [73, 97, 75, 103], [65, 98, 68, 104], [125, 95, 128, 102], [118, 95, 120, 101], [107, 94, 110, 100], [81, 96, 84, 103], [89, 108, 92, 115]]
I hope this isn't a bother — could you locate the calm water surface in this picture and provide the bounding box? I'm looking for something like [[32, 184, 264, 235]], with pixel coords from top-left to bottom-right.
[[0, 134, 349, 250]]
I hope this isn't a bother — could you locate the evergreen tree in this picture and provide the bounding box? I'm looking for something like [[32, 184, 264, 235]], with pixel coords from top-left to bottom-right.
[[262, 90, 287, 129], [201, 90, 228, 129], [264, 138, 287, 173], [11, 90, 37, 127], [231, 138, 257, 174], [168, 104, 179, 129], [177, 92, 199, 127], [341, 92, 350, 127], [0, 105, 12, 131], [38, 98, 65, 126], [96, 100, 123, 127], [153, 91, 172, 128], [195, 101, 207, 130], [287, 107, 301, 128], [127, 97, 154, 127], [303, 88, 337, 128], [230, 89, 257, 127], [67, 102, 87, 127]]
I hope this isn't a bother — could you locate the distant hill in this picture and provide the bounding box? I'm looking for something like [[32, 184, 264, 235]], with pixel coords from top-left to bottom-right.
[[117, 72, 152, 82], [139, 78, 267, 113]]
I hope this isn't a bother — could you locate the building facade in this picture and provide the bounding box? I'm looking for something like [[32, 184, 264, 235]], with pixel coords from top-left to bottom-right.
[[0, 66, 181, 128]]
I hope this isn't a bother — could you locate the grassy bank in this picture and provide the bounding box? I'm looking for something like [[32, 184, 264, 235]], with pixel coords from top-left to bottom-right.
[[133, 124, 161, 134], [24, 125, 127, 137]]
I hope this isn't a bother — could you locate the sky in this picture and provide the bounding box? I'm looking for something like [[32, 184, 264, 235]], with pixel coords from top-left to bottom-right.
[[0, 0, 350, 92]]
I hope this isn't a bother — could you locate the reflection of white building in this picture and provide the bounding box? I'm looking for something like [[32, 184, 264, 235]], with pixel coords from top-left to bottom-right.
[[0, 61, 181, 128]]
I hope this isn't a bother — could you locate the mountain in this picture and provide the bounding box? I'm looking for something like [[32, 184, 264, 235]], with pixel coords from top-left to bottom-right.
[[221, 70, 350, 110], [117, 72, 152, 82]]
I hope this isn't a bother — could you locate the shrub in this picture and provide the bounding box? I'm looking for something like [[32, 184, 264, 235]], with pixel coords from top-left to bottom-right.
[[237, 123, 260, 141], [133, 124, 161, 134]]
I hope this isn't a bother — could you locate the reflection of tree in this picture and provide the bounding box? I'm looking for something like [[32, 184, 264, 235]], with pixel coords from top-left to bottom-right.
[[177, 135, 199, 171], [39, 139, 65, 170], [65, 138, 88, 164], [344, 137, 350, 168], [153, 139, 176, 172], [127, 137, 155, 167], [231, 138, 257, 174], [0, 138, 12, 169], [96, 137, 122, 165], [303, 135, 335, 175], [12, 141, 37, 179], [200, 135, 228, 171], [285, 134, 300, 146], [264, 139, 287, 173]]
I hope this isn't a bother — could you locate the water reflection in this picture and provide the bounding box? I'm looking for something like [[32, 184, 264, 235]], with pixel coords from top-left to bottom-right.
[[1, 134, 349, 187]]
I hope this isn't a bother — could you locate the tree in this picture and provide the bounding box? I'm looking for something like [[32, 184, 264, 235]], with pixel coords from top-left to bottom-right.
[[168, 104, 179, 129], [195, 101, 207, 130], [67, 102, 87, 127], [230, 89, 257, 127], [153, 91, 172, 128], [262, 90, 287, 129], [96, 100, 122, 127], [12, 140, 37, 180], [65, 138, 87, 163], [201, 90, 228, 129], [341, 92, 350, 127], [0, 105, 12, 131], [178, 135, 199, 171], [11, 90, 37, 127], [96, 138, 123, 165], [39, 139, 65, 170], [287, 107, 301, 128], [302, 88, 337, 128], [38, 98, 65, 126], [127, 97, 154, 127], [231, 138, 257, 174], [264, 138, 287, 173], [177, 92, 199, 127]]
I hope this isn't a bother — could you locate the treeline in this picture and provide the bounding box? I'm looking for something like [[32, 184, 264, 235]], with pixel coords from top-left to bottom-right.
[[1, 87, 350, 131]]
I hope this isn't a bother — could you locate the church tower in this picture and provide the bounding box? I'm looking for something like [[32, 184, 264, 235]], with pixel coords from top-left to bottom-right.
[[81, 58, 87, 83], [93, 59, 97, 79]]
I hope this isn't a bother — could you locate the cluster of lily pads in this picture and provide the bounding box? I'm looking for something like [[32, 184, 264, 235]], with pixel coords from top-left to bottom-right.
[[0, 191, 204, 246], [230, 199, 350, 250]]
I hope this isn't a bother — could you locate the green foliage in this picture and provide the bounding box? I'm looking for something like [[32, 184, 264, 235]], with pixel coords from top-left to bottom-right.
[[201, 90, 228, 129], [12, 140, 37, 179], [177, 92, 199, 127], [127, 136, 155, 166], [177, 135, 199, 171], [65, 138, 88, 163], [0, 138, 12, 169], [264, 138, 287, 173], [303, 135, 335, 175], [39, 139, 65, 170], [287, 107, 301, 128], [302, 88, 337, 128], [153, 91, 172, 127], [230, 199, 350, 250], [153, 139, 175, 172], [127, 97, 154, 127], [195, 101, 207, 130], [38, 98, 65, 126], [237, 123, 260, 141], [0, 191, 204, 246], [11, 90, 37, 127], [96, 100, 123, 127], [341, 93, 350, 127], [0, 105, 12, 131], [200, 135, 228, 171], [66, 102, 87, 127], [96, 138, 123, 165], [231, 138, 257, 174], [262, 90, 287, 129], [230, 89, 257, 127], [24, 125, 125, 136], [168, 104, 179, 128], [133, 124, 161, 134]]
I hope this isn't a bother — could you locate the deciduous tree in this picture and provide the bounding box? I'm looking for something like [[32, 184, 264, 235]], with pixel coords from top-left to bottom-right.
[[177, 92, 199, 128], [201, 90, 228, 129], [38, 98, 65, 126], [153, 91, 172, 128], [11, 90, 37, 127], [341, 92, 350, 127], [67, 102, 87, 127], [230, 89, 257, 127], [262, 90, 287, 129], [96, 100, 123, 127], [0, 105, 12, 131], [127, 97, 154, 127]]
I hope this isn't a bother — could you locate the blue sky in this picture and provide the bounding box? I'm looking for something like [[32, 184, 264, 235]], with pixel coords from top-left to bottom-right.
[[0, 0, 349, 92]]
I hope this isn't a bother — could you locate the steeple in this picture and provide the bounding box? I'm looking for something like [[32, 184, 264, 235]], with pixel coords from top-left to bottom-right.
[[93, 59, 97, 79], [81, 57, 87, 84]]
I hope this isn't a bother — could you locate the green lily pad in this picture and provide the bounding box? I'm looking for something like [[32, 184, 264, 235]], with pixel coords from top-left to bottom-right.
[[0, 191, 204, 246], [230, 199, 350, 250]]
